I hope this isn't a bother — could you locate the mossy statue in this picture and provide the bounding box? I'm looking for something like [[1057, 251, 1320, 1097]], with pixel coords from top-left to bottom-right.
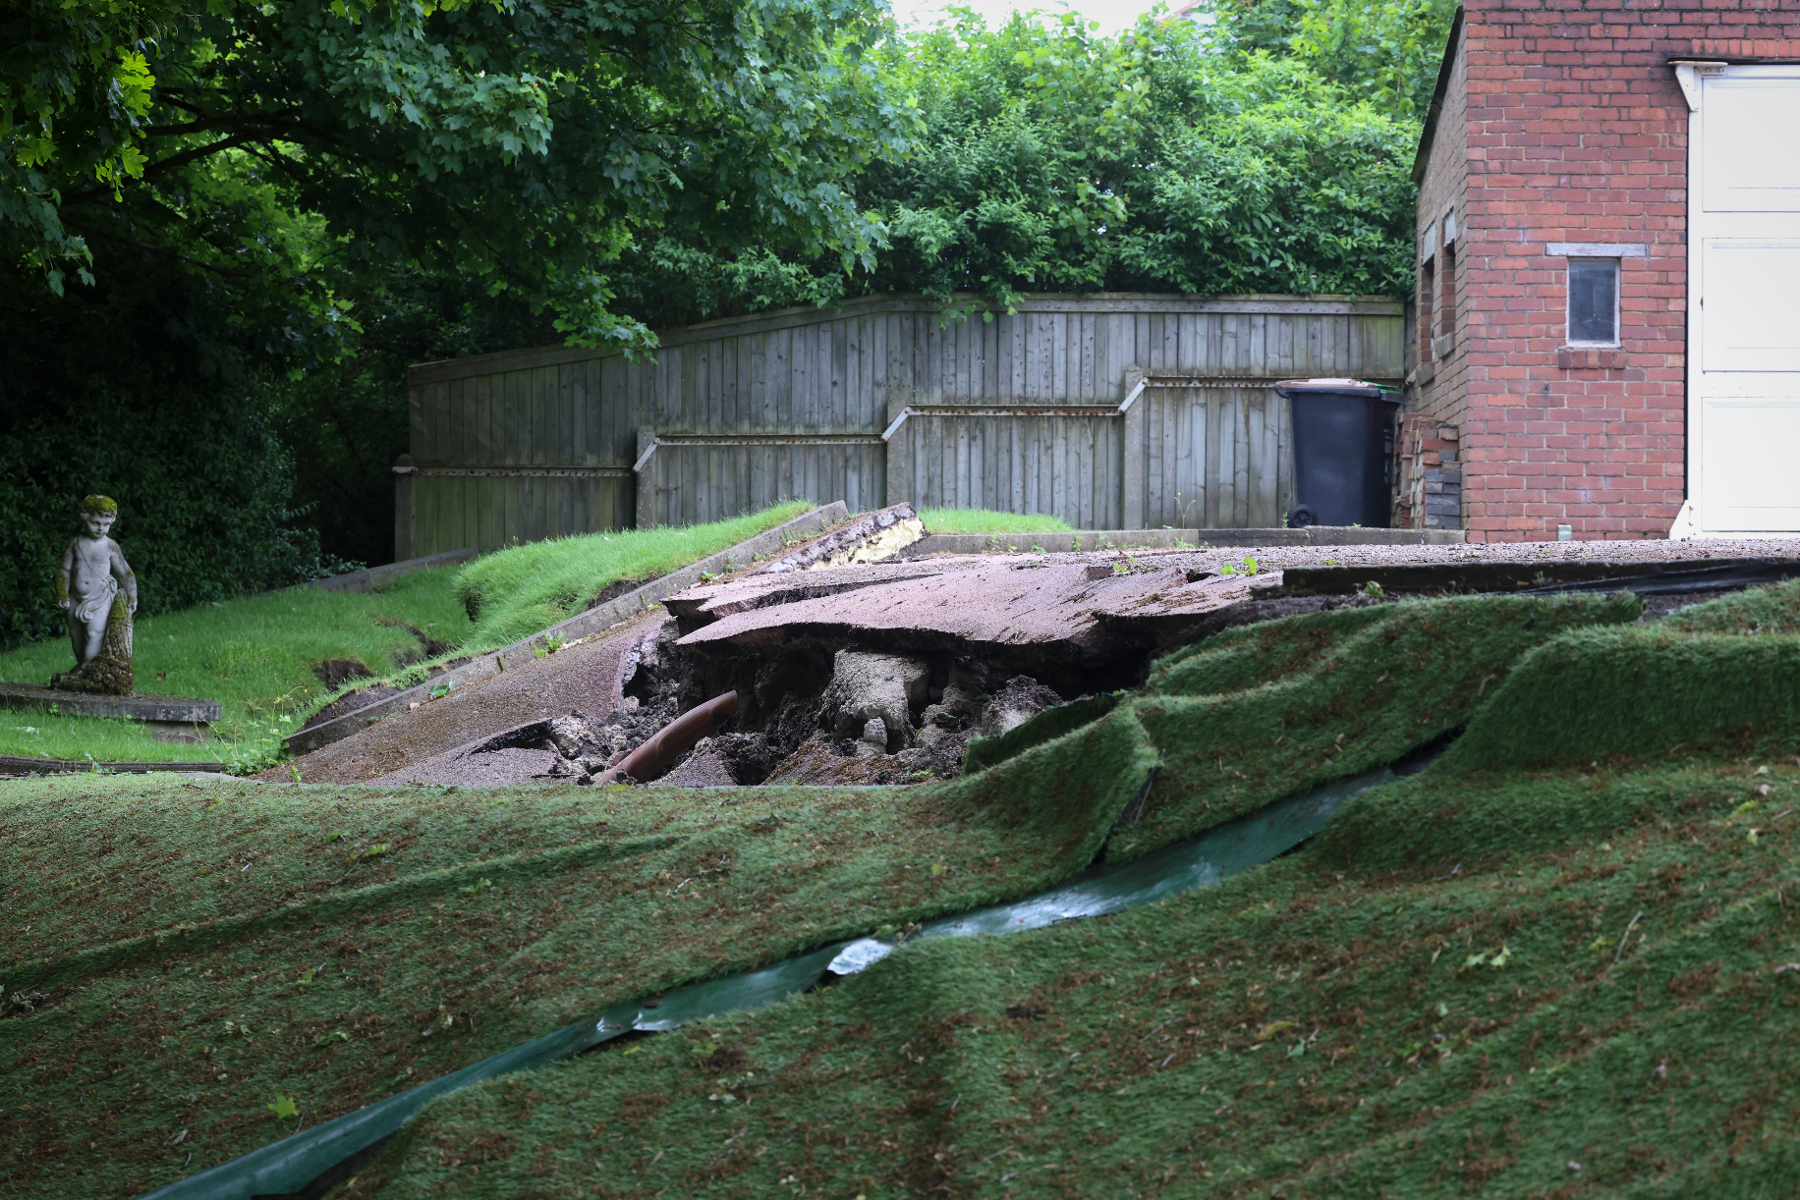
[[51, 495, 137, 696]]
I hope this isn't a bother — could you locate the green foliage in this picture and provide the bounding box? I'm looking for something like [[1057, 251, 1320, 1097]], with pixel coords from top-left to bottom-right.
[[2, 0, 911, 343], [849, 13, 1421, 308], [452, 502, 812, 649], [0, 564, 471, 764], [0, 371, 349, 653], [1207, 0, 1460, 119], [915, 507, 1074, 534]]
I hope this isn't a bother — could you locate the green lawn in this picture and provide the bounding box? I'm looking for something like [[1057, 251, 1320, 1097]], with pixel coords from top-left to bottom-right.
[[0, 567, 472, 769], [0, 502, 818, 768], [454, 500, 811, 649], [916, 507, 1074, 534]]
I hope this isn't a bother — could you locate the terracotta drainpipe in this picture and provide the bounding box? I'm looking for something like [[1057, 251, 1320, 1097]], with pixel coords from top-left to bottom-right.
[[598, 690, 739, 784]]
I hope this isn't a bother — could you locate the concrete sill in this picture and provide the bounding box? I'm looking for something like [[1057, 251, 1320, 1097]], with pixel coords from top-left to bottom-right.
[[1558, 346, 1627, 370]]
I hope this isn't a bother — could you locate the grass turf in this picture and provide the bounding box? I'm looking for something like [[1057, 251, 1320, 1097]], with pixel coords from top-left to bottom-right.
[[452, 502, 812, 650], [0, 709, 1154, 1199], [9, 584, 1800, 1199], [981, 593, 1644, 863], [0, 567, 472, 768], [331, 754, 1800, 1199], [915, 508, 1075, 535]]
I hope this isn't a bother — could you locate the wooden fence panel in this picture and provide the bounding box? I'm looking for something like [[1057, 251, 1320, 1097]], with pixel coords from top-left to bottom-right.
[[403, 294, 1402, 551]]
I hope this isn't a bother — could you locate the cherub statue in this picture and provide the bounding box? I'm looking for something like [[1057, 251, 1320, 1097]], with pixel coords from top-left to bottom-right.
[[51, 495, 138, 695]]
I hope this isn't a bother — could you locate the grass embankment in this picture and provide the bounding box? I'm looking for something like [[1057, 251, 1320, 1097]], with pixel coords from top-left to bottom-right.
[[349, 757, 1800, 1199], [0, 502, 816, 767], [8, 584, 1800, 1198], [454, 501, 812, 649], [916, 508, 1074, 535], [0, 568, 471, 767], [0, 713, 1152, 1199]]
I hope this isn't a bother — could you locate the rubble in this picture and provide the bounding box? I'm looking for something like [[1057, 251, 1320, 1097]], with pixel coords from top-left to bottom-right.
[[821, 650, 930, 751]]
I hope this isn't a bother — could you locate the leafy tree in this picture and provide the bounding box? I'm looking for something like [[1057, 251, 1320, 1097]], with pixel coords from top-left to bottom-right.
[[843, 11, 1421, 308], [1206, 0, 1459, 119], [0, 0, 912, 646], [3, 0, 911, 344]]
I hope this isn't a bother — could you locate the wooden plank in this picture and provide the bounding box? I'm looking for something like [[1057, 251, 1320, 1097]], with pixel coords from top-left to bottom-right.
[[831, 318, 850, 430], [1007, 311, 1025, 402]]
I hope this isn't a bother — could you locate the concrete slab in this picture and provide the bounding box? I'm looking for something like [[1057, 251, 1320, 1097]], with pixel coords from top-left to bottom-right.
[[676, 560, 1277, 686], [274, 612, 651, 784], [662, 557, 992, 631]]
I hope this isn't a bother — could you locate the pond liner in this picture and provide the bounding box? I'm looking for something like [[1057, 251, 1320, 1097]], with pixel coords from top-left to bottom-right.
[[134, 763, 1399, 1200]]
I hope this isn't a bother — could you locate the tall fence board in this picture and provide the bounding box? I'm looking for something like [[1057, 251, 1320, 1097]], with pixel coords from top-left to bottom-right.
[[401, 294, 1404, 556]]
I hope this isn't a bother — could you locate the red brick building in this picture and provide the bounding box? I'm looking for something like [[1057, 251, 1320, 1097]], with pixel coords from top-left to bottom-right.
[[1405, 1, 1800, 541]]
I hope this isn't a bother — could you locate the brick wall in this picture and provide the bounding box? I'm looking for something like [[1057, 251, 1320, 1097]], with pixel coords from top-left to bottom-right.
[[1414, 0, 1800, 542], [1409, 15, 1469, 529]]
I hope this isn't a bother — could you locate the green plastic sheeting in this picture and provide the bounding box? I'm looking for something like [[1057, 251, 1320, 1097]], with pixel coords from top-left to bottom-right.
[[135, 761, 1396, 1200]]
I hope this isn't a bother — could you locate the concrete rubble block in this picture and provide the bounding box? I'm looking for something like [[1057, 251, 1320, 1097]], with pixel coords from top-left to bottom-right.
[[546, 714, 593, 758], [661, 558, 984, 632], [758, 502, 923, 574], [823, 649, 930, 752]]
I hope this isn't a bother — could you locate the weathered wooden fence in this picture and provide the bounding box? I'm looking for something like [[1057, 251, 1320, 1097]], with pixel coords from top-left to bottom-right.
[[399, 293, 1404, 556]]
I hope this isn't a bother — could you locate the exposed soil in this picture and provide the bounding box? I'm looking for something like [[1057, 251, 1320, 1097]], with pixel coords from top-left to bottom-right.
[[300, 683, 403, 731], [313, 658, 376, 689], [590, 575, 653, 608]]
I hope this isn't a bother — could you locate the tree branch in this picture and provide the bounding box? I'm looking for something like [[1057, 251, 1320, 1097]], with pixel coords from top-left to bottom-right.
[[61, 221, 251, 279], [63, 130, 274, 204]]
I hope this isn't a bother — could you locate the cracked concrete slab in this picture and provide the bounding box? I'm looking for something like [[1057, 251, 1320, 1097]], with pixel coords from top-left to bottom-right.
[[675, 560, 1276, 684]]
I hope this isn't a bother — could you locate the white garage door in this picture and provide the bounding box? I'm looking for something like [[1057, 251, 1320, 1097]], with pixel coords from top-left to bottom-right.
[[1689, 66, 1800, 533]]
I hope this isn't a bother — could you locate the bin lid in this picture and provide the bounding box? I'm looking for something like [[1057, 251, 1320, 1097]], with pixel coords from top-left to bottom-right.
[[1273, 377, 1393, 400]]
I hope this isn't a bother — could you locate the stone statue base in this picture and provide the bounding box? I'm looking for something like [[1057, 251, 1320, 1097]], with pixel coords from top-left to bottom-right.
[[52, 591, 134, 696]]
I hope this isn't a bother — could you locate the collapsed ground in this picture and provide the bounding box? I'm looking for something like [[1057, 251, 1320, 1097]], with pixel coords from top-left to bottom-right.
[[5, 571, 1800, 1198], [277, 522, 1800, 793]]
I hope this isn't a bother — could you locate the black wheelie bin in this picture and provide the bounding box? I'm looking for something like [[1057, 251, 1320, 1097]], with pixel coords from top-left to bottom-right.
[[1274, 378, 1401, 529]]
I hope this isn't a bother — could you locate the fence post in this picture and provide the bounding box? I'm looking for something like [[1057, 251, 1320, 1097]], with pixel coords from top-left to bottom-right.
[[392, 454, 416, 560], [634, 427, 658, 529], [884, 392, 911, 508], [1120, 366, 1145, 530]]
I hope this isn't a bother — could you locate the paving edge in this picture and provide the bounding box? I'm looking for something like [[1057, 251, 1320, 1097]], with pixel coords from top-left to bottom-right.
[[903, 527, 1468, 556], [0, 755, 226, 777], [281, 503, 851, 758]]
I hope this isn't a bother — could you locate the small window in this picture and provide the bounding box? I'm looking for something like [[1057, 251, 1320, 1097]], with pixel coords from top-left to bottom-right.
[[1567, 258, 1620, 346], [1438, 242, 1458, 356], [1418, 256, 1436, 361]]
